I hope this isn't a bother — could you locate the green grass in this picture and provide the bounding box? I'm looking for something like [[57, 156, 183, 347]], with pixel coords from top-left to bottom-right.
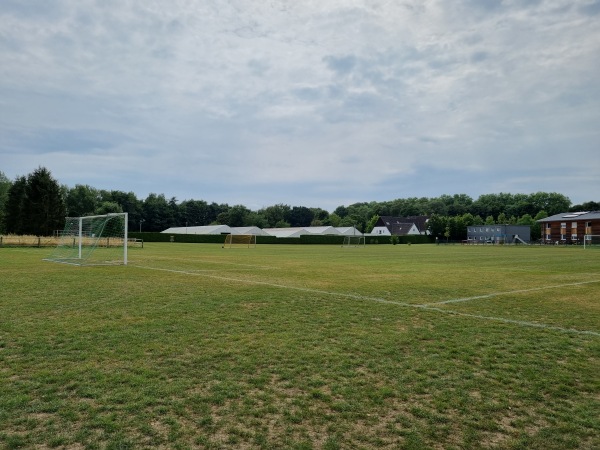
[[1, 243, 599, 449]]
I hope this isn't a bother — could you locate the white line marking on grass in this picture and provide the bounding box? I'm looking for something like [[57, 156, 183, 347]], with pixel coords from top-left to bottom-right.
[[134, 265, 600, 338], [134, 265, 406, 305], [425, 280, 600, 306], [417, 306, 600, 337]]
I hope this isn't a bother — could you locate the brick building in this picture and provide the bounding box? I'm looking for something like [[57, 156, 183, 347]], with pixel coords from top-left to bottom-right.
[[536, 211, 600, 244]]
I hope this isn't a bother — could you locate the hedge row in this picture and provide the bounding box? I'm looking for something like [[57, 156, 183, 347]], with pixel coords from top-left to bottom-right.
[[128, 232, 434, 245]]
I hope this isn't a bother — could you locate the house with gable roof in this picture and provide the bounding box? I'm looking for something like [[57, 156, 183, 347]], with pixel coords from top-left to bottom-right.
[[370, 216, 430, 236]]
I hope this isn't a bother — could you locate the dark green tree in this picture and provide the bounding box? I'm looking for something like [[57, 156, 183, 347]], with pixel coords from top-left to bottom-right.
[[95, 201, 123, 215], [0, 171, 11, 233], [427, 199, 448, 216], [448, 194, 473, 216], [180, 199, 211, 226], [168, 197, 180, 226], [142, 193, 175, 232], [106, 190, 143, 231], [66, 184, 101, 216], [4, 176, 27, 234], [261, 204, 291, 227], [23, 167, 66, 236], [532, 210, 548, 240], [461, 213, 475, 226], [570, 201, 600, 211], [365, 215, 379, 234], [325, 213, 342, 227], [208, 203, 229, 225], [427, 214, 448, 239], [450, 215, 467, 241], [245, 211, 268, 228], [333, 205, 348, 218], [528, 192, 570, 216], [288, 206, 314, 227], [227, 205, 251, 227], [310, 208, 330, 223]]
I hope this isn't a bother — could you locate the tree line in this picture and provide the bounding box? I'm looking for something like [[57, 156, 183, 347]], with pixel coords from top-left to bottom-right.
[[1, 167, 598, 239]]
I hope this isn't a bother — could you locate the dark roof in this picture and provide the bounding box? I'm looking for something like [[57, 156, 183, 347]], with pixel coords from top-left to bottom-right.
[[378, 216, 429, 232], [536, 211, 600, 222], [389, 223, 417, 236]]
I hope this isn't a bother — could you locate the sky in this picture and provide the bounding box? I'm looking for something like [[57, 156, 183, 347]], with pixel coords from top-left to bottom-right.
[[1, 0, 599, 212]]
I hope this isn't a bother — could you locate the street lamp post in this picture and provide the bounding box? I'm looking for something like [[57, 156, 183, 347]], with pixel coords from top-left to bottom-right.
[[139, 219, 145, 232]]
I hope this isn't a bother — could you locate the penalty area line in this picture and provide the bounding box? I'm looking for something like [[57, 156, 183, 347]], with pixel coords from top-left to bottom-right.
[[133, 265, 600, 338], [426, 279, 600, 306], [133, 265, 410, 307], [417, 306, 600, 338]]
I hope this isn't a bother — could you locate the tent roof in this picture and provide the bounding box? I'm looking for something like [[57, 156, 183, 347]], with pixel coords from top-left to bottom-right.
[[263, 228, 305, 238], [162, 225, 231, 235], [230, 226, 270, 236], [335, 227, 363, 236], [304, 226, 340, 235]]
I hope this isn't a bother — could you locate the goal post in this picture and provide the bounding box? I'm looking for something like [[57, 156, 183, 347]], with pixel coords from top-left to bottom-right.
[[223, 234, 257, 248], [342, 235, 365, 248], [583, 235, 600, 249], [45, 213, 129, 265]]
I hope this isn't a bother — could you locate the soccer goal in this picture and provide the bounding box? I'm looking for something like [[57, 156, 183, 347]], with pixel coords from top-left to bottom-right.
[[342, 235, 365, 248], [223, 234, 257, 248], [45, 213, 129, 265], [583, 235, 600, 249]]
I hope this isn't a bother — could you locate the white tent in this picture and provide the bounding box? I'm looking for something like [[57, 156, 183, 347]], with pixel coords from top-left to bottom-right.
[[304, 226, 341, 235], [162, 225, 232, 235], [230, 226, 270, 236], [335, 227, 363, 236], [263, 227, 306, 238], [162, 225, 363, 238]]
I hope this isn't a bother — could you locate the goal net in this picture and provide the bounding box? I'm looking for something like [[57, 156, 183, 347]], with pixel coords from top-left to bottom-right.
[[45, 213, 129, 265], [342, 235, 365, 248], [223, 234, 256, 248], [583, 235, 600, 249]]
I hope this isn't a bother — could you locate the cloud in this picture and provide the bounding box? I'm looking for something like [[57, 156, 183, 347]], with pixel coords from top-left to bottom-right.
[[1, 0, 599, 210]]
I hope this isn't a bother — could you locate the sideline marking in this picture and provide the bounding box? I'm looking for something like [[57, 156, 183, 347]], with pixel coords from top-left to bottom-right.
[[426, 280, 600, 306], [133, 265, 600, 337]]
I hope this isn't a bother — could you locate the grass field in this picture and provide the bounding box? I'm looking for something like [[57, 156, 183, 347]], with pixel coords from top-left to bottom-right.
[[1, 243, 599, 449]]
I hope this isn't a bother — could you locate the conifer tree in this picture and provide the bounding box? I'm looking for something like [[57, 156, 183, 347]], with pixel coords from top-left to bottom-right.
[[4, 176, 27, 234], [23, 167, 66, 236]]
